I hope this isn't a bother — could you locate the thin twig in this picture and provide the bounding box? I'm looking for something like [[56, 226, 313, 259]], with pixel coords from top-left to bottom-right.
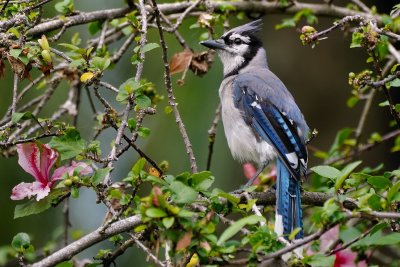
[[110, 33, 137, 63], [103, 0, 148, 186], [129, 234, 166, 267], [323, 128, 400, 165], [327, 227, 373, 256], [151, 0, 198, 173], [350, 0, 370, 13], [206, 102, 221, 170], [354, 89, 375, 145], [11, 73, 18, 114], [97, 19, 109, 50]]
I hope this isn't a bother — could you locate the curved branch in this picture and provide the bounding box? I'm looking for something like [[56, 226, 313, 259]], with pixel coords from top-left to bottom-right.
[[25, 1, 380, 37], [30, 215, 142, 267]]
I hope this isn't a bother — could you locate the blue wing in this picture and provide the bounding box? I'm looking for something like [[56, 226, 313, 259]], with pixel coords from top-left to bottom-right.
[[232, 74, 308, 179], [232, 73, 307, 239]]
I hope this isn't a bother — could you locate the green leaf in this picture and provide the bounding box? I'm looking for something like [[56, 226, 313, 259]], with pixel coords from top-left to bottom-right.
[[370, 232, 400, 246], [367, 194, 382, 210], [137, 127, 150, 138], [369, 222, 388, 236], [288, 227, 301, 241], [367, 176, 391, 190], [127, 118, 137, 131], [116, 90, 129, 102], [386, 78, 400, 88], [91, 57, 110, 71], [328, 128, 353, 155], [387, 181, 400, 202], [217, 215, 265, 245], [71, 187, 79, 198], [136, 95, 151, 109], [346, 96, 359, 108], [339, 226, 361, 244], [55, 0, 74, 14], [92, 167, 112, 185], [119, 78, 142, 94], [88, 21, 102, 35], [132, 157, 146, 176], [335, 161, 362, 190], [7, 27, 20, 38], [311, 165, 341, 179], [11, 233, 30, 251], [10, 48, 22, 59], [304, 254, 335, 267], [379, 100, 389, 107], [140, 43, 160, 53], [49, 128, 86, 160], [350, 31, 364, 48], [162, 217, 175, 229], [169, 181, 198, 204], [395, 104, 400, 113], [145, 207, 167, 218], [191, 171, 215, 191], [14, 189, 68, 218], [59, 43, 85, 54], [11, 112, 35, 123], [275, 18, 296, 30]]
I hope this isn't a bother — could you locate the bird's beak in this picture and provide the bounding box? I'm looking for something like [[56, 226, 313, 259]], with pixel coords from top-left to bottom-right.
[[200, 39, 225, 50]]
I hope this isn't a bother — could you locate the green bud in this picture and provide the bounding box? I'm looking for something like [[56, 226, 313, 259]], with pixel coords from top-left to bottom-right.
[[41, 49, 52, 64], [301, 25, 316, 34], [348, 72, 356, 79], [159, 160, 169, 172], [38, 35, 50, 50], [72, 176, 80, 183], [64, 179, 73, 187]]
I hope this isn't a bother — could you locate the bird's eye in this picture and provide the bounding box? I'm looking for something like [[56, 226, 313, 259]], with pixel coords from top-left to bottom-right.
[[234, 38, 242, 44]]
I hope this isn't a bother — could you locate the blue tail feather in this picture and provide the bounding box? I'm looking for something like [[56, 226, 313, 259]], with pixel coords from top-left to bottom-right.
[[276, 159, 303, 239]]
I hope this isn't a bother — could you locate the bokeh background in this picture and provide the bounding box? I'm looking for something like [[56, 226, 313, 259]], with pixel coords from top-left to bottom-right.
[[0, 0, 399, 265]]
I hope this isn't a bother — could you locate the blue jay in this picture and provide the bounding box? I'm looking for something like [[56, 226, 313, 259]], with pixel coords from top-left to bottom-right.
[[200, 20, 309, 239]]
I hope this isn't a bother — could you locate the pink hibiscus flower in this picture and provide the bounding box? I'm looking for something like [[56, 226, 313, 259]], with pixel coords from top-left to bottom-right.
[[11, 142, 92, 201]]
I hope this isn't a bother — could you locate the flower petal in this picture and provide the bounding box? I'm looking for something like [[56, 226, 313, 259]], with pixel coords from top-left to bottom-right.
[[11, 182, 34, 200], [16, 143, 58, 185], [51, 161, 93, 181], [31, 181, 51, 201], [40, 144, 58, 181], [71, 161, 93, 176], [17, 143, 43, 182], [52, 166, 69, 181]]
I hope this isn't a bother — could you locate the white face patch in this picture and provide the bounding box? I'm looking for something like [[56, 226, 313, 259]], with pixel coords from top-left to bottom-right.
[[218, 49, 246, 76], [229, 33, 251, 43]]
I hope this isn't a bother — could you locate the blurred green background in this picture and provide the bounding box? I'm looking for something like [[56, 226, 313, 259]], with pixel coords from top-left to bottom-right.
[[0, 0, 399, 265]]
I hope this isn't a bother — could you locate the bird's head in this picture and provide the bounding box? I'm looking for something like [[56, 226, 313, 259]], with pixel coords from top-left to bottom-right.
[[200, 19, 264, 76]]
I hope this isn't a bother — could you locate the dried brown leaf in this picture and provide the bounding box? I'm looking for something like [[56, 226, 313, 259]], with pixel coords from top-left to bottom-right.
[[190, 50, 214, 76], [7, 55, 25, 75], [170, 49, 193, 75], [198, 13, 214, 27], [175, 230, 192, 251]]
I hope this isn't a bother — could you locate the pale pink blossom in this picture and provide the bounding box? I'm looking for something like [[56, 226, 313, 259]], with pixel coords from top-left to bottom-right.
[[11, 143, 92, 201], [310, 225, 367, 267], [242, 163, 277, 185]]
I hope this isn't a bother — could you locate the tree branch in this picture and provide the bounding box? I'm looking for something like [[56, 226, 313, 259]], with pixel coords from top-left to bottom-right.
[[30, 215, 142, 267], [151, 0, 198, 173]]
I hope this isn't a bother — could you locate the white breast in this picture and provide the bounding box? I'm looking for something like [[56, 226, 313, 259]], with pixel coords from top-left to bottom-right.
[[219, 78, 276, 167]]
